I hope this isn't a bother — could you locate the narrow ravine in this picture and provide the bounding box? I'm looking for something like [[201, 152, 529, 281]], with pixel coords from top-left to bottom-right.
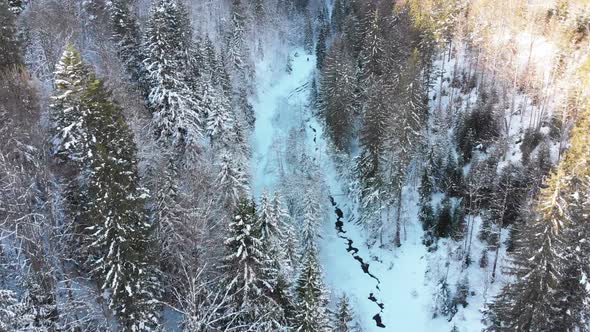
[[251, 50, 390, 330], [312, 121, 385, 328]]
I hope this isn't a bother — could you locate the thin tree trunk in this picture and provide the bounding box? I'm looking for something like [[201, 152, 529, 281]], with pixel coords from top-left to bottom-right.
[[491, 191, 508, 283], [394, 186, 402, 247]]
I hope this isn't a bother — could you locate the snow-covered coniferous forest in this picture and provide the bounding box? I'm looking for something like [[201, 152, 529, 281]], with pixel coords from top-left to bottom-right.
[[1, 0, 589, 331]]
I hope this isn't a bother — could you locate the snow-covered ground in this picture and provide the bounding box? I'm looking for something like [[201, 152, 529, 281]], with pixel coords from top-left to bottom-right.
[[250, 49, 437, 331], [250, 50, 316, 196], [250, 46, 513, 331]]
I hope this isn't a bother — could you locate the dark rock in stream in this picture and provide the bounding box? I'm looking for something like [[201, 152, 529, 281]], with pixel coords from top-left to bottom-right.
[[373, 314, 386, 328]]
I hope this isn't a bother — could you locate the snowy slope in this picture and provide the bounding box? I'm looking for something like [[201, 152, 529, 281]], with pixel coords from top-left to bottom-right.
[[251, 51, 316, 196], [250, 45, 516, 332], [249, 48, 439, 332]]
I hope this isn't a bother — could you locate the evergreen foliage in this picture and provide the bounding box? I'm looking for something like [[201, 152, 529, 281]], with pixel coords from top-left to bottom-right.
[[0, 1, 21, 69], [51, 46, 159, 331], [108, 0, 144, 82], [143, 0, 202, 148]]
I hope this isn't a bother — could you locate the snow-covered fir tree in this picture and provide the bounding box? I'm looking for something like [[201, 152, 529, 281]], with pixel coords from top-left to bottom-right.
[[487, 107, 590, 332], [300, 189, 322, 252], [108, 0, 144, 83], [315, 23, 328, 70], [4, 1, 590, 332], [80, 73, 160, 331], [215, 152, 250, 210], [51, 46, 159, 330], [294, 245, 331, 332], [432, 278, 455, 321], [319, 40, 357, 152], [0, 1, 21, 69], [226, 0, 248, 77], [50, 44, 91, 163], [333, 293, 356, 332], [220, 198, 284, 328], [272, 191, 298, 273], [304, 13, 314, 55], [0, 289, 35, 331], [154, 154, 186, 275], [204, 84, 233, 147], [143, 0, 202, 148], [360, 9, 385, 84]]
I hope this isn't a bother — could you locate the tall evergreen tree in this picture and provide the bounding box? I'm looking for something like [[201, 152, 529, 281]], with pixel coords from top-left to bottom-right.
[[154, 155, 185, 276], [294, 247, 330, 332], [272, 191, 298, 272], [220, 199, 275, 326], [83, 74, 159, 332], [227, 0, 248, 76], [215, 153, 250, 210], [51, 45, 92, 163], [0, 1, 21, 69], [52, 46, 159, 331], [331, 0, 348, 32], [315, 24, 328, 70], [487, 104, 590, 331], [143, 0, 202, 148], [304, 13, 314, 55], [319, 41, 357, 152], [360, 9, 385, 84], [300, 190, 322, 253], [333, 293, 355, 332], [356, 78, 388, 229], [253, 0, 265, 22], [108, 0, 144, 83]]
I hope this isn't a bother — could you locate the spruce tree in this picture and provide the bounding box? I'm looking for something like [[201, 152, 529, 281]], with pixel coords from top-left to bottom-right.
[[227, 0, 248, 75], [301, 190, 322, 252], [319, 41, 357, 152], [435, 197, 453, 238], [108, 0, 144, 83], [254, 0, 265, 22], [315, 24, 328, 70], [304, 13, 314, 55], [50, 45, 91, 163], [286, 54, 293, 74], [331, 0, 347, 32], [258, 191, 285, 244], [215, 153, 250, 210], [143, 0, 202, 147], [453, 275, 470, 309], [272, 192, 298, 273], [82, 75, 159, 332], [357, 78, 388, 214], [52, 46, 159, 330], [419, 167, 435, 245], [360, 9, 385, 83], [0, 1, 21, 69], [154, 155, 185, 276], [334, 293, 354, 332], [294, 247, 330, 332], [0, 288, 44, 331], [432, 278, 455, 320], [221, 199, 274, 325], [204, 84, 233, 146], [50, 45, 96, 261], [487, 106, 590, 332], [257, 192, 294, 329]]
